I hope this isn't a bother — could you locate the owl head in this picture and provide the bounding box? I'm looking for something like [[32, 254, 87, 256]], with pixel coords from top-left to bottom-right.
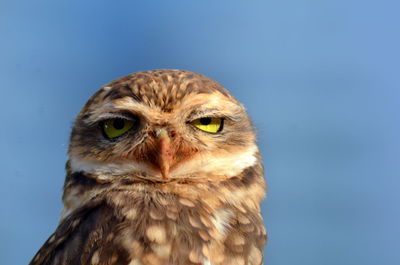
[[68, 70, 258, 183]]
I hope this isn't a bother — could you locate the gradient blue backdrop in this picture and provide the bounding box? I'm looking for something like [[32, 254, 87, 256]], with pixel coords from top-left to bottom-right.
[[1, 0, 399, 264]]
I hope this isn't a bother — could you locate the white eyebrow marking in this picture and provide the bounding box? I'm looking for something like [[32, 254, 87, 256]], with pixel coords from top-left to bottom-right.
[[111, 97, 152, 110]]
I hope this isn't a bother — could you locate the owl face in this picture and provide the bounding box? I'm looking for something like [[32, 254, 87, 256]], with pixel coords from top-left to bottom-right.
[[69, 70, 258, 182]]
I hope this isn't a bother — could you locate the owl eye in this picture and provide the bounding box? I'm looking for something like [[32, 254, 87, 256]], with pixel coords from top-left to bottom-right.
[[102, 118, 135, 139], [191, 117, 224, 133]]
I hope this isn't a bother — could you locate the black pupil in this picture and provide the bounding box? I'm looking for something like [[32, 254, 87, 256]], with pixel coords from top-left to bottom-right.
[[113, 119, 125, 130], [200, 118, 212, 125]]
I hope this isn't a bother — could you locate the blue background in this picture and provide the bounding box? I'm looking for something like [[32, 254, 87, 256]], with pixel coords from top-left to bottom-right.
[[1, 0, 399, 264]]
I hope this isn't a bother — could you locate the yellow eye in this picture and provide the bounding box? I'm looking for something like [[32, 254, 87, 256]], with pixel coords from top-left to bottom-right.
[[102, 118, 134, 139], [191, 117, 223, 133]]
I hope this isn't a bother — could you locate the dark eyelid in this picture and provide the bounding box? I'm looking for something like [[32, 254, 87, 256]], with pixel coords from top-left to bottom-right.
[[99, 112, 139, 122], [187, 113, 232, 123], [82, 111, 140, 126]]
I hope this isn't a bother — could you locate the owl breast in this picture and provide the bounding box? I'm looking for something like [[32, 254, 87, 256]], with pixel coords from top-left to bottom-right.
[[95, 179, 266, 265]]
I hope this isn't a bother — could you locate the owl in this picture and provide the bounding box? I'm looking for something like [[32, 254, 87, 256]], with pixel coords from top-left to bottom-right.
[[29, 70, 266, 265]]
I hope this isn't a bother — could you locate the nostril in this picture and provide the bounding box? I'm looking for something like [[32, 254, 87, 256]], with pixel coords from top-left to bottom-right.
[[169, 130, 177, 138], [149, 130, 157, 138]]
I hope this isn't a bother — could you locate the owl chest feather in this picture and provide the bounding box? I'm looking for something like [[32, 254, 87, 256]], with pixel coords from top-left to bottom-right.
[[97, 182, 265, 265], [44, 180, 264, 265]]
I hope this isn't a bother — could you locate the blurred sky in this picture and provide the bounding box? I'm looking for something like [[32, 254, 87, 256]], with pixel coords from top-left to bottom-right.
[[1, 0, 399, 264]]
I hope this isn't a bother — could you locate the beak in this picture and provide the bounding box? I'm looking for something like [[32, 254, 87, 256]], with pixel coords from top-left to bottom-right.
[[157, 128, 174, 180]]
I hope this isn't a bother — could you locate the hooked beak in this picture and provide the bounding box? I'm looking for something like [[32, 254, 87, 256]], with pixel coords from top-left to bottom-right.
[[157, 128, 174, 180]]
